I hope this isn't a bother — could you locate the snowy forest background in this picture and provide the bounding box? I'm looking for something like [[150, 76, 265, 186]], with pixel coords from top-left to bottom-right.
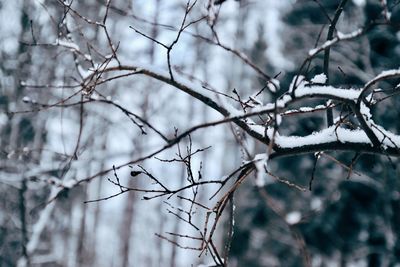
[[1, 0, 400, 266]]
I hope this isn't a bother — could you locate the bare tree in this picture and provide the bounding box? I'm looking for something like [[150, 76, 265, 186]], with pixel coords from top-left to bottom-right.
[[2, 0, 400, 266]]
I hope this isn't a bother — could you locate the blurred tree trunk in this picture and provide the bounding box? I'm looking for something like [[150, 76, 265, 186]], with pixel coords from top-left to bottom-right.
[[12, 1, 32, 266], [169, 166, 186, 267], [9, 0, 31, 152], [120, 1, 160, 266], [66, 191, 85, 267], [90, 127, 108, 266]]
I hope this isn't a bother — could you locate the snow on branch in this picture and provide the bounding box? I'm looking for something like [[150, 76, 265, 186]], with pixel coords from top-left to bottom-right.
[[77, 58, 400, 160], [56, 38, 80, 51], [308, 28, 364, 57], [267, 125, 400, 150], [294, 84, 361, 101], [358, 68, 400, 104]]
